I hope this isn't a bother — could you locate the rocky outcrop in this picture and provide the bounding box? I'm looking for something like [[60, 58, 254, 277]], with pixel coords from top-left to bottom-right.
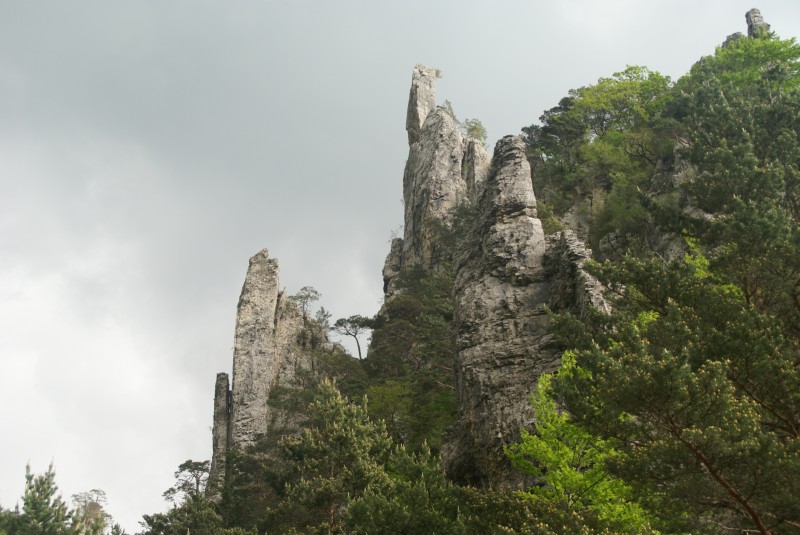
[[383, 64, 490, 295], [545, 230, 610, 319], [382, 237, 403, 297], [406, 65, 438, 145], [209, 249, 327, 492], [401, 108, 470, 268], [746, 8, 770, 37], [725, 8, 771, 46], [443, 136, 556, 487], [208, 373, 232, 491], [442, 138, 610, 488], [228, 250, 309, 448]]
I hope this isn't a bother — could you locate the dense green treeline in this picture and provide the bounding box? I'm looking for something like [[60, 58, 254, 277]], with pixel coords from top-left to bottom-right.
[[545, 31, 800, 533]]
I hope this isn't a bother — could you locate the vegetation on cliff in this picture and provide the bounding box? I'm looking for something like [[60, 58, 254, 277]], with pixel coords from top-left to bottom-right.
[[10, 18, 800, 535]]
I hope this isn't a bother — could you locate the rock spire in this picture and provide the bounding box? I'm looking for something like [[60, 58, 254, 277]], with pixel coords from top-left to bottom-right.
[[442, 136, 554, 486], [383, 64, 490, 296], [746, 8, 770, 37], [208, 249, 315, 491]]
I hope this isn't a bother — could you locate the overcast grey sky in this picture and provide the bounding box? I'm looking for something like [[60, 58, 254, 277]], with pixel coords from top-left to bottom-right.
[[2, 1, 799, 530]]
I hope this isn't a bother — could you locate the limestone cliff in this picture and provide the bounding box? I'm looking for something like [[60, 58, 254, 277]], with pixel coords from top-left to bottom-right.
[[441, 142, 609, 487], [385, 66, 608, 488], [209, 64, 609, 495], [383, 64, 490, 296], [442, 136, 553, 486], [208, 249, 318, 491]]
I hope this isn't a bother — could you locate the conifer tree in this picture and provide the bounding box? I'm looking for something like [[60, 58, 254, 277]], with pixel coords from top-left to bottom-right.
[[17, 463, 75, 535]]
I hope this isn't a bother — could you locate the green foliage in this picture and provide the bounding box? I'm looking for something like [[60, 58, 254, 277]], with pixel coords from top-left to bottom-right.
[[139, 494, 252, 535], [287, 285, 321, 320], [162, 460, 209, 505], [17, 463, 75, 535], [523, 66, 672, 251], [506, 372, 654, 532], [332, 314, 372, 359], [345, 444, 463, 534], [140, 459, 253, 535], [365, 264, 457, 451], [275, 380, 394, 533], [71, 490, 109, 535], [462, 118, 487, 144], [668, 33, 800, 339], [551, 255, 800, 533], [536, 200, 564, 235]]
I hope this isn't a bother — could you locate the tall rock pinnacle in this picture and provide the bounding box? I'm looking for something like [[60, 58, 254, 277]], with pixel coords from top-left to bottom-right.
[[442, 136, 553, 487], [406, 64, 438, 145], [383, 64, 490, 295], [442, 137, 609, 487], [746, 8, 770, 37], [229, 249, 287, 447], [209, 249, 320, 492]]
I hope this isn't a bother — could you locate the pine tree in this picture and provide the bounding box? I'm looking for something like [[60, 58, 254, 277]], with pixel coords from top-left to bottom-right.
[[17, 463, 75, 535], [506, 372, 654, 532], [277, 380, 393, 533]]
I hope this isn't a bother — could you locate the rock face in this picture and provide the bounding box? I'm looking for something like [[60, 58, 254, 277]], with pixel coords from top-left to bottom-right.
[[208, 63, 610, 496], [406, 65, 437, 145], [383, 64, 490, 295], [442, 136, 556, 487], [545, 230, 610, 319], [441, 141, 609, 487], [208, 373, 232, 490], [725, 8, 771, 46], [208, 249, 316, 492], [746, 8, 770, 37]]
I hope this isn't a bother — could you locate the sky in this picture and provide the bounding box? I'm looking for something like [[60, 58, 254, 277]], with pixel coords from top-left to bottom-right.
[[2, 1, 799, 531]]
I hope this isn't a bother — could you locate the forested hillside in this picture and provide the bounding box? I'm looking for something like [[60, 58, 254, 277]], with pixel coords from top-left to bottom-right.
[[3, 13, 799, 535]]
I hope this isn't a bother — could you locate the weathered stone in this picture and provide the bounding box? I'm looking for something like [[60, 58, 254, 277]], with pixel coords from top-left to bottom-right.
[[443, 136, 554, 488], [382, 237, 403, 297], [746, 8, 770, 38], [406, 65, 438, 145], [230, 250, 285, 447], [382, 64, 492, 295], [545, 230, 610, 319], [463, 137, 490, 203], [442, 138, 610, 488], [208, 373, 231, 494], [402, 109, 471, 268], [724, 32, 744, 46], [209, 249, 321, 489]]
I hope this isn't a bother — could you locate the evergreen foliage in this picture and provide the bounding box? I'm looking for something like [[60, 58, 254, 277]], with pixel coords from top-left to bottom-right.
[[364, 264, 457, 452], [17, 463, 74, 535], [506, 373, 654, 532]]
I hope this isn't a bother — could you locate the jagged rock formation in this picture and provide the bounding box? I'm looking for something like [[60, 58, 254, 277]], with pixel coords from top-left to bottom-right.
[[208, 249, 318, 491], [746, 8, 770, 37], [406, 65, 437, 145], [208, 63, 609, 495], [725, 8, 771, 46], [545, 230, 611, 318], [209, 373, 232, 491], [442, 137, 554, 487], [442, 138, 609, 486], [383, 65, 490, 296]]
